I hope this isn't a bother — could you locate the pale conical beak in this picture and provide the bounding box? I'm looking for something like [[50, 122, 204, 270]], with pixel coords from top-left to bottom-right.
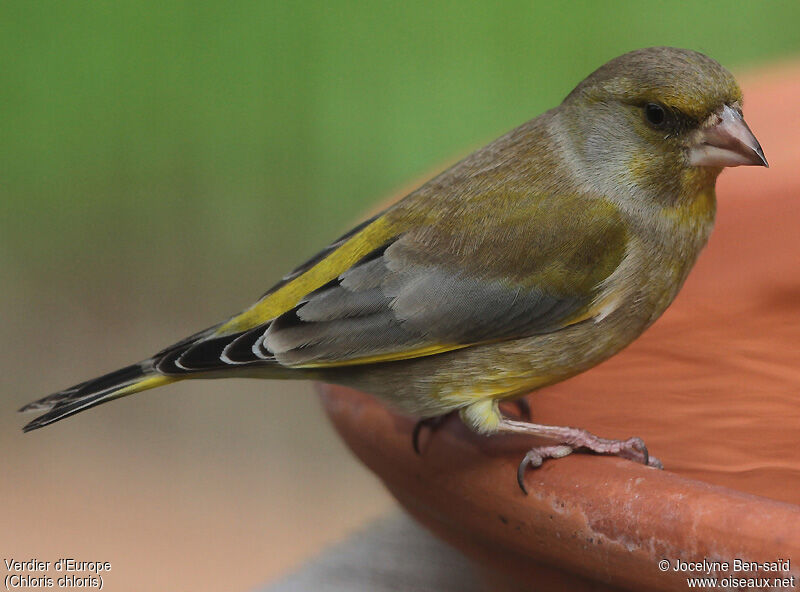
[[688, 105, 768, 168]]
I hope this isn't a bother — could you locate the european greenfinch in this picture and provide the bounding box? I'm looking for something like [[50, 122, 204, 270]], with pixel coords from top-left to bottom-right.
[[20, 47, 767, 490]]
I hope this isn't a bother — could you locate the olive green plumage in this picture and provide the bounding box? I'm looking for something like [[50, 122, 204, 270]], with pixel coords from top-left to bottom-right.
[[20, 47, 767, 455]]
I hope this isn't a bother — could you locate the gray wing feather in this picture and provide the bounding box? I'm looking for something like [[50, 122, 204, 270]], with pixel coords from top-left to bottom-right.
[[262, 234, 584, 367], [297, 287, 388, 322]]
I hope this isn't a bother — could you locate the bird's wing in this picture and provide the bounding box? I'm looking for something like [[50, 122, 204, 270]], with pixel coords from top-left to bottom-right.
[[156, 190, 629, 372]]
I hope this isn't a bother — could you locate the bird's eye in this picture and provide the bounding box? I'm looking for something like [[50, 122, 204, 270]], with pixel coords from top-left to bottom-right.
[[644, 103, 667, 127]]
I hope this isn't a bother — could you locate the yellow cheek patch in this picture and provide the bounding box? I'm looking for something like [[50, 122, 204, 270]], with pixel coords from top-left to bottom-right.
[[215, 217, 398, 335]]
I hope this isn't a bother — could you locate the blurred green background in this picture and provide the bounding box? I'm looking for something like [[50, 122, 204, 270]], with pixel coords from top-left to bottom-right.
[[3, 2, 799, 591]]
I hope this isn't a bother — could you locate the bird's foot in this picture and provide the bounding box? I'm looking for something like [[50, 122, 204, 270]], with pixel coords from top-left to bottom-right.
[[411, 413, 455, 455], [485, 415, 662, 493], [588, 435, 663, 469], [516, 445, 574, 492], [515, 433, 662, 493]]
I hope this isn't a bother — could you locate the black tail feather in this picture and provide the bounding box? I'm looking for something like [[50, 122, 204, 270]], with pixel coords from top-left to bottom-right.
[[19, 363, 156, 432], [19, 363, 146, 414], [22, 391, 127, 432]]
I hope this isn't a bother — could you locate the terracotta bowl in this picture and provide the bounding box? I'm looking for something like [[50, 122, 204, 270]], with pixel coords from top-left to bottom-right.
[[318, 63, 800, 592]]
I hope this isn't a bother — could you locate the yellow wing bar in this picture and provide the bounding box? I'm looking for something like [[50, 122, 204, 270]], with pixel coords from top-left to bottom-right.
[[215, 217, 398, 336]]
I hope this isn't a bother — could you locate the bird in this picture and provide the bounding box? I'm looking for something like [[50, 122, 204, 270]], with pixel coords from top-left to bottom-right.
[[20, 47, 767, 492]]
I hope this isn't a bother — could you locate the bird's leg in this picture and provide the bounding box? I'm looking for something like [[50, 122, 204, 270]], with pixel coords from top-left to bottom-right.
[[411, 399, 528, 455], [411, 412, 455, 455], [459, 400, 662, 494]]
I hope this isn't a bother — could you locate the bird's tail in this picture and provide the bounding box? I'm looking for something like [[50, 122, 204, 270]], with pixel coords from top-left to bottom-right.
[[18, 362, 177, 432]]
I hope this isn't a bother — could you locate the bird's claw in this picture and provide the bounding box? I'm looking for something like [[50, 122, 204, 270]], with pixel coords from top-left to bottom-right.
[[516, 445, 574, 494], [411, 415, 449, 455], [617, 436, 663, 469]]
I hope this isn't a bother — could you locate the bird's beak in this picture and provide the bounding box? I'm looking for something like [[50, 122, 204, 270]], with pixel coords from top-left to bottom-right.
[[688, 105, 768, 168]]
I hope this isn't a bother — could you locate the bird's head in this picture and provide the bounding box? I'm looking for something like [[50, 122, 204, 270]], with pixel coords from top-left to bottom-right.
[[558, 47, 766, 204]]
